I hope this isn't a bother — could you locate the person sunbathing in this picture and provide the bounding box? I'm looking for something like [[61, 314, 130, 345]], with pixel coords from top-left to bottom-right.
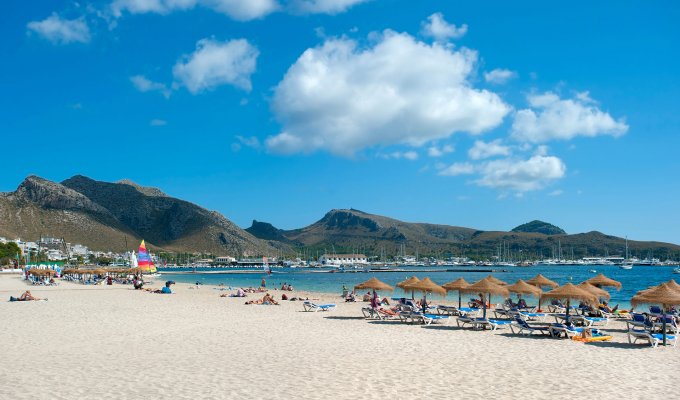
[[10, 291, 44, 301], [222, 288, 246, 298], [599, 301, 619, 313], [245, 293, 279, 305], [516, 298, 528, 309]]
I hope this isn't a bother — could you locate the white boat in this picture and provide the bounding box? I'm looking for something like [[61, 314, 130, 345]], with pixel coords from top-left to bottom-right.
[[673, 268, 680, 274], [619, 237, 633, 269]]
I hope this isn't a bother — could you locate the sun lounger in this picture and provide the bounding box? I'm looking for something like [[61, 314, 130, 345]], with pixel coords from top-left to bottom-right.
[[583, 316, 609, 327], [303, 301, 336, 312], [457, 316, 511, 331], [549, 324, 599, 338], [509, 316, 552, 336], [628, 329, 678, 347], [362, 307, 380, 319], [436, 305, 461, 315], [409, 313, 450, 325]]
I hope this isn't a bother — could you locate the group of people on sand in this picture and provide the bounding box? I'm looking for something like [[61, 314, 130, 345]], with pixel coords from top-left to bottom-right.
[[280, 282, 294, 291], [9, 290, 45, 302]]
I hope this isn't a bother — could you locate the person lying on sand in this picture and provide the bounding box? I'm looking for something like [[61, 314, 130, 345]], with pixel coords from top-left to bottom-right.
[[221, 288, 247, 298], [245, 293, 279, 305], [9, 291, 45, 302]]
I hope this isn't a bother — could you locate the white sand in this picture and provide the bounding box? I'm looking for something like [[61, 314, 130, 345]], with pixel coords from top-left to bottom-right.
[[1, 274, 677, 400]]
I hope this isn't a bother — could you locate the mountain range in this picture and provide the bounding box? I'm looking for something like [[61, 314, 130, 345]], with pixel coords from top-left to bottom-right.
[[246, 209, 680, 260], [1, 175, 678, 259], [0, 175, 274, 255]]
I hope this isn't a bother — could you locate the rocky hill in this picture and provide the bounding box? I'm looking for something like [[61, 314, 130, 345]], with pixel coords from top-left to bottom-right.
[[511, 220, 566, 235], [0, 175, 274, 255], [246, 209, 680, 259]]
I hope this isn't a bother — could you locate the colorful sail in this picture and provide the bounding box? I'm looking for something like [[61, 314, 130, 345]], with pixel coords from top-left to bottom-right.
[[137, 240, 156, 273]]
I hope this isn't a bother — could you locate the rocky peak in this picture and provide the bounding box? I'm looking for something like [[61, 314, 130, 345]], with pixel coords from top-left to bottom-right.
[[12, 175, 109, 214], [117, 179, 167, 197]]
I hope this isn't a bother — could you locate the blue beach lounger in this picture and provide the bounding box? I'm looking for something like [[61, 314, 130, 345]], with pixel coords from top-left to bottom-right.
[[510, 316, 551, 336], [303, 301, 336, 312], [627, 329, 677, 348]]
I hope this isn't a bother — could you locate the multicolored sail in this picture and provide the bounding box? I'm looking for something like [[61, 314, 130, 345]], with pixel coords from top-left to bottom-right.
[[137, 240, 157, 273]]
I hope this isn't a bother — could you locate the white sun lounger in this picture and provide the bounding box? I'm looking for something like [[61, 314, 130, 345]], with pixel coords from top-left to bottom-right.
[[303, 301, 336, 312], [627, 329, 678, 348]]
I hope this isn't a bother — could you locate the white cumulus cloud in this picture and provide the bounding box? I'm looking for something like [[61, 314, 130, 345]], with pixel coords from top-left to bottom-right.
[[484, 68, 517, 84], [468, 139, 511, 160], [421, 12, 467, 42], [476, 155, 566, 192], [439, 162, 474, 176], [381, 151, 419, 161], [512, 91, 629, 143], [289, 0, 370, 14], [172, 38, 259, 93], [266, 30, 510, 156], [130, 75, 171, 98], [427, 144, 454, 157], [111, 0, 279, 20], [27, 13, 91, 44]]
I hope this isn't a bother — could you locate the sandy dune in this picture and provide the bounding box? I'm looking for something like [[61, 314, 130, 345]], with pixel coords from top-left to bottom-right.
[[1, 274, 677, 400]]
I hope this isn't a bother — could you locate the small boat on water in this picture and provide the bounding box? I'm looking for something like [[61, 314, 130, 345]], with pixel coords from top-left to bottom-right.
[[673, 268, 680, 274], [619, 265, 633, 270]]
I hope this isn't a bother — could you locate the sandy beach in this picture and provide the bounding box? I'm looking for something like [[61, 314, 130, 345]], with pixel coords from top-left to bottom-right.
[[1, 274, 678, 400]]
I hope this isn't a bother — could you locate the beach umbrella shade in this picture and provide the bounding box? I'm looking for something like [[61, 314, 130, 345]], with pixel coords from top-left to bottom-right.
[[586, 273, 622, 290], [527, 274, 559, 311], [403, 277, 446, 313], [442, 278, 470, 309], [631, 283, 680, 346], [540, 283, 597, 325], [484, 275, 507, 286], [577, 282, 611, 301], [526, 274, 559, 289], [507, 279, 542, 299], [354, 277, 394, 292], [459, 277, 510, 319], [397, 276, 420, 300], [354, 277, 394, 308], [664, 279, 680, 293]]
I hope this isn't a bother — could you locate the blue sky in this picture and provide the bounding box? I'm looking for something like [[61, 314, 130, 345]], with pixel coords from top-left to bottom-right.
[[2, 1, 679, 244]]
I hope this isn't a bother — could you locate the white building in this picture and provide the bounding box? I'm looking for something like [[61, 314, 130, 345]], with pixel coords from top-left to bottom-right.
[[69, 244, 89, 256], [47, 249, 66, 261], [320, 254, 368, 265], [215, 256, 236, 264]]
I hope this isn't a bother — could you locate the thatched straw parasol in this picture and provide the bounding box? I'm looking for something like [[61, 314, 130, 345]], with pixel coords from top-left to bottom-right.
[[484, 275, 507, 286], [460, 277, 510, 318], [62, 268, 79, 275], [664, 279, 680, 293], [397, 276, 420, 300], [403, 277, 446, 312], [540, 283, 597, 325], [354, 277, 394, 292], [577, 282, 611, 301], [631, 283, 680, 346], [355, 277, 394, 310], [586, 273, 622, 290], [442, 278, 470, 309], [507, 279, 542, 298], [526, 274, 559, 289], [526, 274, 558, 311]]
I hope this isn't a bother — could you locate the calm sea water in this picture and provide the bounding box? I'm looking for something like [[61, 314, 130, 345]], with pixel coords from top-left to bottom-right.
[[159, 264, 679, 309]]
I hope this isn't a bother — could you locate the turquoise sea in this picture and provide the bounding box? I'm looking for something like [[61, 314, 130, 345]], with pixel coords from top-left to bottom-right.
[[159, 264, 680, 309]]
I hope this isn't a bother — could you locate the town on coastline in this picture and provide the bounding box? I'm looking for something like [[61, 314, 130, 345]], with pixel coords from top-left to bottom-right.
[[2, 235, 678, 272]]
